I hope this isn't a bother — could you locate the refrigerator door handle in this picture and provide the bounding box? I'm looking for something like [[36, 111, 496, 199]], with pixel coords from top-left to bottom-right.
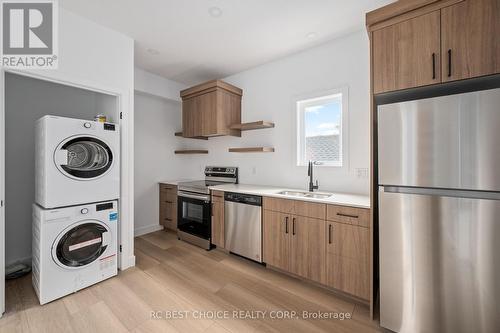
[[381, 186, 500, 201]]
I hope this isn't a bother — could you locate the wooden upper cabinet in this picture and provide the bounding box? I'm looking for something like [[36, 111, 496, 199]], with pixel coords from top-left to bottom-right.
[[369, 0, 499, 94], [372, 10, 441, 94], [441, 0, 500, 82], [180, 80, 242, 138]]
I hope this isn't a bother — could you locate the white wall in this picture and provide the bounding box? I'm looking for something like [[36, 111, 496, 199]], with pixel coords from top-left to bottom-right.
[[24, 8, 134, 95], [135, 68, 186, 102], [134, 92, 184, 236], [173, 30, 371, 195], [133, 69, 187, 236]]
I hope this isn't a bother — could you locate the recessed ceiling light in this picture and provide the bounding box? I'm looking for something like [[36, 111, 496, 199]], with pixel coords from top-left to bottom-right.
[[208, 6, 223, 18], [306, 32, 318, 39], [146, 48, 160, 55]]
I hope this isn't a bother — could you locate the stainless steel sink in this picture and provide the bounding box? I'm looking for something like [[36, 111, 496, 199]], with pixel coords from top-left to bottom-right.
[[278, 190, 309, 197], [277, 190, 332, 199], [306, 193, 332, 199]]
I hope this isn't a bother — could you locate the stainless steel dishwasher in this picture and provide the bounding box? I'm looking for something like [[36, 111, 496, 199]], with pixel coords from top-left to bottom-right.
[[224, 192, 262, 262]]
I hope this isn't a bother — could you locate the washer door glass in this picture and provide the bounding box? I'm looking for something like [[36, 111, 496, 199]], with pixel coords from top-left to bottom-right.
[[57, 136, 113, 179], [55, 222, 109, 267]]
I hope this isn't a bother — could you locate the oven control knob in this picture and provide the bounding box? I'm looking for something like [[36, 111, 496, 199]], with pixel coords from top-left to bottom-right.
[[80, 208, 89, 214], [83, 122, 92, 129]]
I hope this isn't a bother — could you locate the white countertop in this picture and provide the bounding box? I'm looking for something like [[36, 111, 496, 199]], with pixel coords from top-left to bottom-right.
[[158, 179, 194, 186], [209, 184, 370, 209]]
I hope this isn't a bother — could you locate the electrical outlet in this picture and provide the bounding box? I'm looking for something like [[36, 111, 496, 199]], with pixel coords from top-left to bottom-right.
[[356, 168, 369, 179]]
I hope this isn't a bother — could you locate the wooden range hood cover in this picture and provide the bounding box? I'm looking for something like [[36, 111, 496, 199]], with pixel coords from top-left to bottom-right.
[[180, 80, 243, 99]]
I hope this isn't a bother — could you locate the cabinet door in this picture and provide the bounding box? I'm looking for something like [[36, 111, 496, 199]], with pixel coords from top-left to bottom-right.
[[372, 11, 441, 93], [326, 221, 369, 300], [441, 0, 500, 82], [263, 210, 290, 271], [289, 216, 326, 284], [211, 200, 224, 248]]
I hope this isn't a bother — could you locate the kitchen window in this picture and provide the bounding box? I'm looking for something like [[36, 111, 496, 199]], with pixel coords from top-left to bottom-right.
[[296, 88, 347, 167]]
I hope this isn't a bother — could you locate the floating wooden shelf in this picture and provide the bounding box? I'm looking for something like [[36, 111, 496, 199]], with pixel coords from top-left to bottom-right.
[[228, 147, 275, 153], [174, 150, 208, 154], [230, 121, 275, 131], [174, 132, 208, 140]]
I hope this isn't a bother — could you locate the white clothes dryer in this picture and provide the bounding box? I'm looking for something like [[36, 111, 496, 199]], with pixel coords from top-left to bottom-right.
[[35, 115, 120, 208]]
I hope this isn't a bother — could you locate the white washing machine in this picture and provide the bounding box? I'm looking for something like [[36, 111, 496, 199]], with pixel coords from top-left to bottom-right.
[[35, 115, 120, 208], [32, 200, 118, 305]]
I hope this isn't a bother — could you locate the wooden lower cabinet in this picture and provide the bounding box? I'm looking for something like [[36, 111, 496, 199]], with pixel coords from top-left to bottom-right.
[[159, 184, 177, 230], [263, 197, 370, 302], [289, 216, 326, 284], [263, 210, 290, 271], [211, 191, 225, 248], [263, 211, 326, 284], [326, 221, 369, 300]]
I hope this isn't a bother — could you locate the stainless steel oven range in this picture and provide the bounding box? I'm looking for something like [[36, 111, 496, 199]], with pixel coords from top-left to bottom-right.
[[177, 167, 238, 249]]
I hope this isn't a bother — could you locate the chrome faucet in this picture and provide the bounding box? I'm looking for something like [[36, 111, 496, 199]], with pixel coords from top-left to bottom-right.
[[307, 161, 319, 192]]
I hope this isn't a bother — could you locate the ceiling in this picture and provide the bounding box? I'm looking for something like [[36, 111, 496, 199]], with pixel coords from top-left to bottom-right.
[[61, 0, 394, 85]]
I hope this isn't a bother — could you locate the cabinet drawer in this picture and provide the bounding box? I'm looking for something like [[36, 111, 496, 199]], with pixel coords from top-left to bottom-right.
[[211, 190, 224, 203], [160, 193, 177, 205], [160, 186, 177, 199], [263, 197, 295, 214], [160, 184, 176, 191], [327, 205, 369, 227]]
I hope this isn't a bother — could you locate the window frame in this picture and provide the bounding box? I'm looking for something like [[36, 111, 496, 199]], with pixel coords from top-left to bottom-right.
[[296, 87, 348, 168]]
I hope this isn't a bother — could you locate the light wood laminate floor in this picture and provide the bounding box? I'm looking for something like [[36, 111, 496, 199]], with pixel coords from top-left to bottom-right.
[[1, 230, 381, 332]]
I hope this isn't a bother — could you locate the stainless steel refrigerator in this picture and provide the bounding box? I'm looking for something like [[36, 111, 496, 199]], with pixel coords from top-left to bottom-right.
[[378, 87, 500, 333]]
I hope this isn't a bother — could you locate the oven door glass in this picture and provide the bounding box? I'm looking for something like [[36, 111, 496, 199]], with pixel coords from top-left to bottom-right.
[[177, 195, 211, 239]]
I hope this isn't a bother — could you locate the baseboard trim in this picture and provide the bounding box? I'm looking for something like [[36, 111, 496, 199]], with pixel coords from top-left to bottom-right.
[[120, 255, 136, 270], [134, 224, 164, 237], [6, 255, 32, 268]]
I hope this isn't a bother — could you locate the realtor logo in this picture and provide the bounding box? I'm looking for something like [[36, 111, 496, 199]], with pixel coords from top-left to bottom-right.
[[1, 0, 58, 68]]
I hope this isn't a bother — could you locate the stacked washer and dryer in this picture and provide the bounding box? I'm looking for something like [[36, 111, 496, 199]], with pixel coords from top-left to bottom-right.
[[32, 116, 120, 305]]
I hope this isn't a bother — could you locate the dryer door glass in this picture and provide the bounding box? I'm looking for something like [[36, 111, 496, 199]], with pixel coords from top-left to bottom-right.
[[56, 222, 109, 267], [57, 136, 113, 179]]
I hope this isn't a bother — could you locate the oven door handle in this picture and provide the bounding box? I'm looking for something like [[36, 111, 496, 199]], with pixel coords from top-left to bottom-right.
[[178, 192, 210, 202]]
